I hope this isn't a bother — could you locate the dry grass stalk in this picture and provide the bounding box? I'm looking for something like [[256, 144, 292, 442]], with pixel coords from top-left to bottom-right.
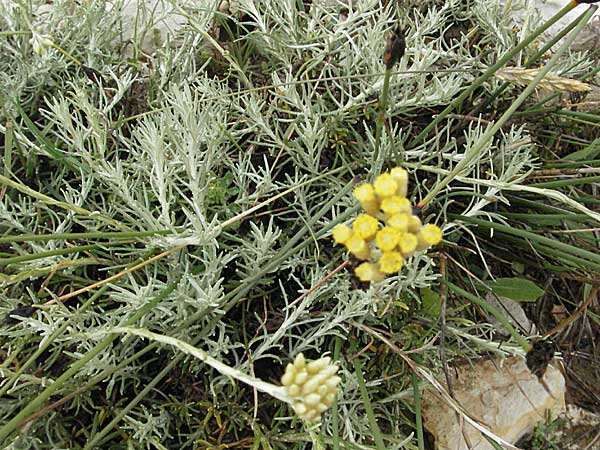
[[496, 67, 592, 92]]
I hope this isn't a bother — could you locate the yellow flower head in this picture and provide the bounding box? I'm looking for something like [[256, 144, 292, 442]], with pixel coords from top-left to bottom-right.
[[352, 214, 379, 241], [416, 224, 443, 250], [387, 213, 409, 232], [375, 227, 400, 252], [390, 167, 408, 198], [380, 196, 411, 216], [353, 183, 376, 203], [378, 251, 404, 274], [332, 225, 352, 244], [345, 234, 370, 260], [354, 262, 385, 282], [329, 166, 444, 282], [373, 173, 398, 198], [407, 215, 422, 234], [397, 232, 418, 256], [353, 183, 379, 215]]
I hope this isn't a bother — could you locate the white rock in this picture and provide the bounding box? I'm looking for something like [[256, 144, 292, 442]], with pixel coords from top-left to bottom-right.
[[502, 0, 600, 51], [115, 0, 192, 55], [112, 0, 600, 56], [422, 356, 566, 450]]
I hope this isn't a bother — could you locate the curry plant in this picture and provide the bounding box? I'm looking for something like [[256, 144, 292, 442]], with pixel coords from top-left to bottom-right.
[[1, 0, 599, 449]]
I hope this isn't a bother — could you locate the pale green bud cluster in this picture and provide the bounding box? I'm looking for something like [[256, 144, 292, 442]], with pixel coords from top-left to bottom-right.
[[280, 353, 341, 422]]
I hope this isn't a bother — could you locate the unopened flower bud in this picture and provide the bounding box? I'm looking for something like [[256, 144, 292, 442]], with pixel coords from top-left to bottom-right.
[[381, 195, 411, 216], [307, 357, 331, 374], [376, 227, 400, 252], [407, 215, 422, 234], [281, 354, 341, 422], [353, 183, 379, 215], [390, 167, 409, 198], [397, 232, 418, 257], [387, 213, 410, 232]]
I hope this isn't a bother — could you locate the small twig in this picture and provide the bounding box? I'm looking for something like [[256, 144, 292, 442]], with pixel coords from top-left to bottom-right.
[[436, 253, 474, 450], [547, 227, 600, 234], [543, 287, 598, 339], [350, 336, 376, 361], [287, 260, 350, 309], [445, 113, 493, 125], [438, 252, 453, 396], [42, 245, 184, 306]]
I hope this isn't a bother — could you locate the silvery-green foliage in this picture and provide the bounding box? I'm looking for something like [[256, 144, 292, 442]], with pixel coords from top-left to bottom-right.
[[122, 406, 172, 449], [1, 0, 595, 448], [472, 0, 517, 53], [0, 0, 121, 111], [236, 219, 282, 278]]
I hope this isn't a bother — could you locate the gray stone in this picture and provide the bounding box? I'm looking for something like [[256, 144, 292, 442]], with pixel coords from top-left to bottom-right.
[[484, 292, 536, 337]]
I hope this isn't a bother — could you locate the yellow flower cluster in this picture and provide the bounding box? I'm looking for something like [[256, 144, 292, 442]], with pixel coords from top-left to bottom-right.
[[332, 167, 442, 282], [281, 353, 341, 422]]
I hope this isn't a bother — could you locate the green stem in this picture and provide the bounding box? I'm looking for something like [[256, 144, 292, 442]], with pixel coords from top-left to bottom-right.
[[411, 371, 425, 450], [418, 4, 597, 208], [0, 244, 99, 266], [409, 1, 582, 148], [49, 42, 82, 66], [555, 109, 600, 123], [479, 5, 590, 113], [483, 435, 506, 450], [0, 287, 107, 398], [579, 196, 600, 204], [527, 8, 587, 65], [0, 173, 125, 230], [528, 175, 600, 189], [0, 281, 180, 443], [451, 214, 600, 265], [353, 359, 386, 450], [444, 281, 532, 352], [542, 160, 600, 169], [535, 243, 600, 271], [0, 31, 31, 37], [501, 212, 591, 221], [0, 230, 171, 244], [374, 68, 392, 163], [483, 226, 600, 271]]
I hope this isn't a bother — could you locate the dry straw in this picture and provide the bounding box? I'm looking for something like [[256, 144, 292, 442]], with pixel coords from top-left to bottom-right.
[[496, 67, 592, 92]]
